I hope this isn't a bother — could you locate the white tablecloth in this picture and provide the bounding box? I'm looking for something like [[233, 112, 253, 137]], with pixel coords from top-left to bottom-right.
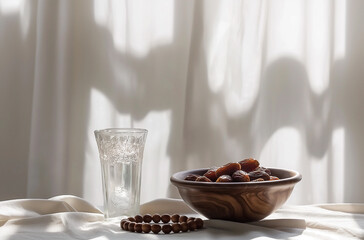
[[0, 195, 363, 239]]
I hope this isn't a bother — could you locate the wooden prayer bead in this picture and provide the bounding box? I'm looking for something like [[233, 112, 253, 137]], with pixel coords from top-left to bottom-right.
[[123, 221, 130, 231], [142, 223, 151, 233], [179, 215, 188, 222], [180, 222, 189, 232], [187, 220, 197, 231], [162, 224, 172, 234], [172, 223, 182, 233], [171, 214, 180, 223], [120, 214, 203, 234], [195, 218, 204, 229], [135, 215, 143, 223], [135, 223, 143, 233], [120, 220, 127, 229], [151, 224, 161, 234], [128, 222, 135, 232], [152, 214, 161, 223], [161, 214, 170, 223], [143, 214, 152, 223]]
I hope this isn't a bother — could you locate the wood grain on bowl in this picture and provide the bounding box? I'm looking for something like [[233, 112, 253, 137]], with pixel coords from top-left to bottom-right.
[[170, 168, 301, 222]]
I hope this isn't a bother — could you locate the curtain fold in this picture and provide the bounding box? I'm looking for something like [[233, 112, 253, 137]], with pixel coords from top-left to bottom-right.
[[27, 0, 72, 197], [0, 0, 363, 206]]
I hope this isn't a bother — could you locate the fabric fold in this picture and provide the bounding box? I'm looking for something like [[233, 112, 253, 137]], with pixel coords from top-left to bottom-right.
[[0, 196, 363, 239]]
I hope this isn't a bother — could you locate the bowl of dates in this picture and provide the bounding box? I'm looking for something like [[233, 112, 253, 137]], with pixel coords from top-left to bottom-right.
[[170, 158, 301, 222]]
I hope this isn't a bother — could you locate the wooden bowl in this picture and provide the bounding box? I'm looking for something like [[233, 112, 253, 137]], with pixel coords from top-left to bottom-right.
[[170, 168, 302, 222]]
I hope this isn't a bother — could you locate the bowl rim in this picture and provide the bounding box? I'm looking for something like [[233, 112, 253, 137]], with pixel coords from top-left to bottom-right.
[[170, 167, 302, 188]]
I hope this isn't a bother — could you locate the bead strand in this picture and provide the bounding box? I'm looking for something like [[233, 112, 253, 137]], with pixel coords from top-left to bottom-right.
[[120, 214, 204, 234]]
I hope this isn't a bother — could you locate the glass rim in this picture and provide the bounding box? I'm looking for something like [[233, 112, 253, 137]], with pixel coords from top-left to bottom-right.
[[94, 128, 148, 135]]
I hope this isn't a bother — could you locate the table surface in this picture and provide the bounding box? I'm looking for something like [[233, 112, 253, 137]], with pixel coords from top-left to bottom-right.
[[0, 195, 363, 239]]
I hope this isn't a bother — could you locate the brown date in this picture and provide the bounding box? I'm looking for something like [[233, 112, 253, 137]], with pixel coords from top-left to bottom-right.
[[255, 166, 271, 176], [269, 176, 280, 181], [196, 176, 212, 182], [232, 170, 250, 182], [203, 167, 218, 181], [184, 174, 200, 181], [252, 178, 265, 182], [216, 162, 241, 177], [216, 175, 233, 182], [238, 158, 260, 172], [249, 170, 270, 181]]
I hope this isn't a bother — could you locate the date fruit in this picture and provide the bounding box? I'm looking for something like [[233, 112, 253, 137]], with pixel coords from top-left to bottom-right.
[[203, 167, 218, 181], [269, 176, 280, 181], [216, 162, 241, 177], [184, 174, 200, 181], [216, 175, 233, 182], [232, 170, 250, 182], [252, 178, 265, 182], [248, 170, 270, 181], [255, 166, 271, 176], [196, 176, 212, 182], [239, 158, 260, 172], [186, 158, 280, 183]]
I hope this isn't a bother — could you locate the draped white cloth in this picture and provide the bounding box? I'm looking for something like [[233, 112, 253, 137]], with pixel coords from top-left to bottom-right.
[[0, 196, 363, 239], [1, 0, 364, 207]]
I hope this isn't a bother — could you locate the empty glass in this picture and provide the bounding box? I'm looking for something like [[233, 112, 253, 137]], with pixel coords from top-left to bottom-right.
[[94, 128, 147, 219]]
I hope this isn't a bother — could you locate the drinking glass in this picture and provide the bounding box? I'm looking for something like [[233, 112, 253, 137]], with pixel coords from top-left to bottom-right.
[[94, 128, 147, 219]]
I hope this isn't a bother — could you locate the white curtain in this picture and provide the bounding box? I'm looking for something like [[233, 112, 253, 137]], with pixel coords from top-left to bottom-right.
[[1, 0, 363, 207]]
